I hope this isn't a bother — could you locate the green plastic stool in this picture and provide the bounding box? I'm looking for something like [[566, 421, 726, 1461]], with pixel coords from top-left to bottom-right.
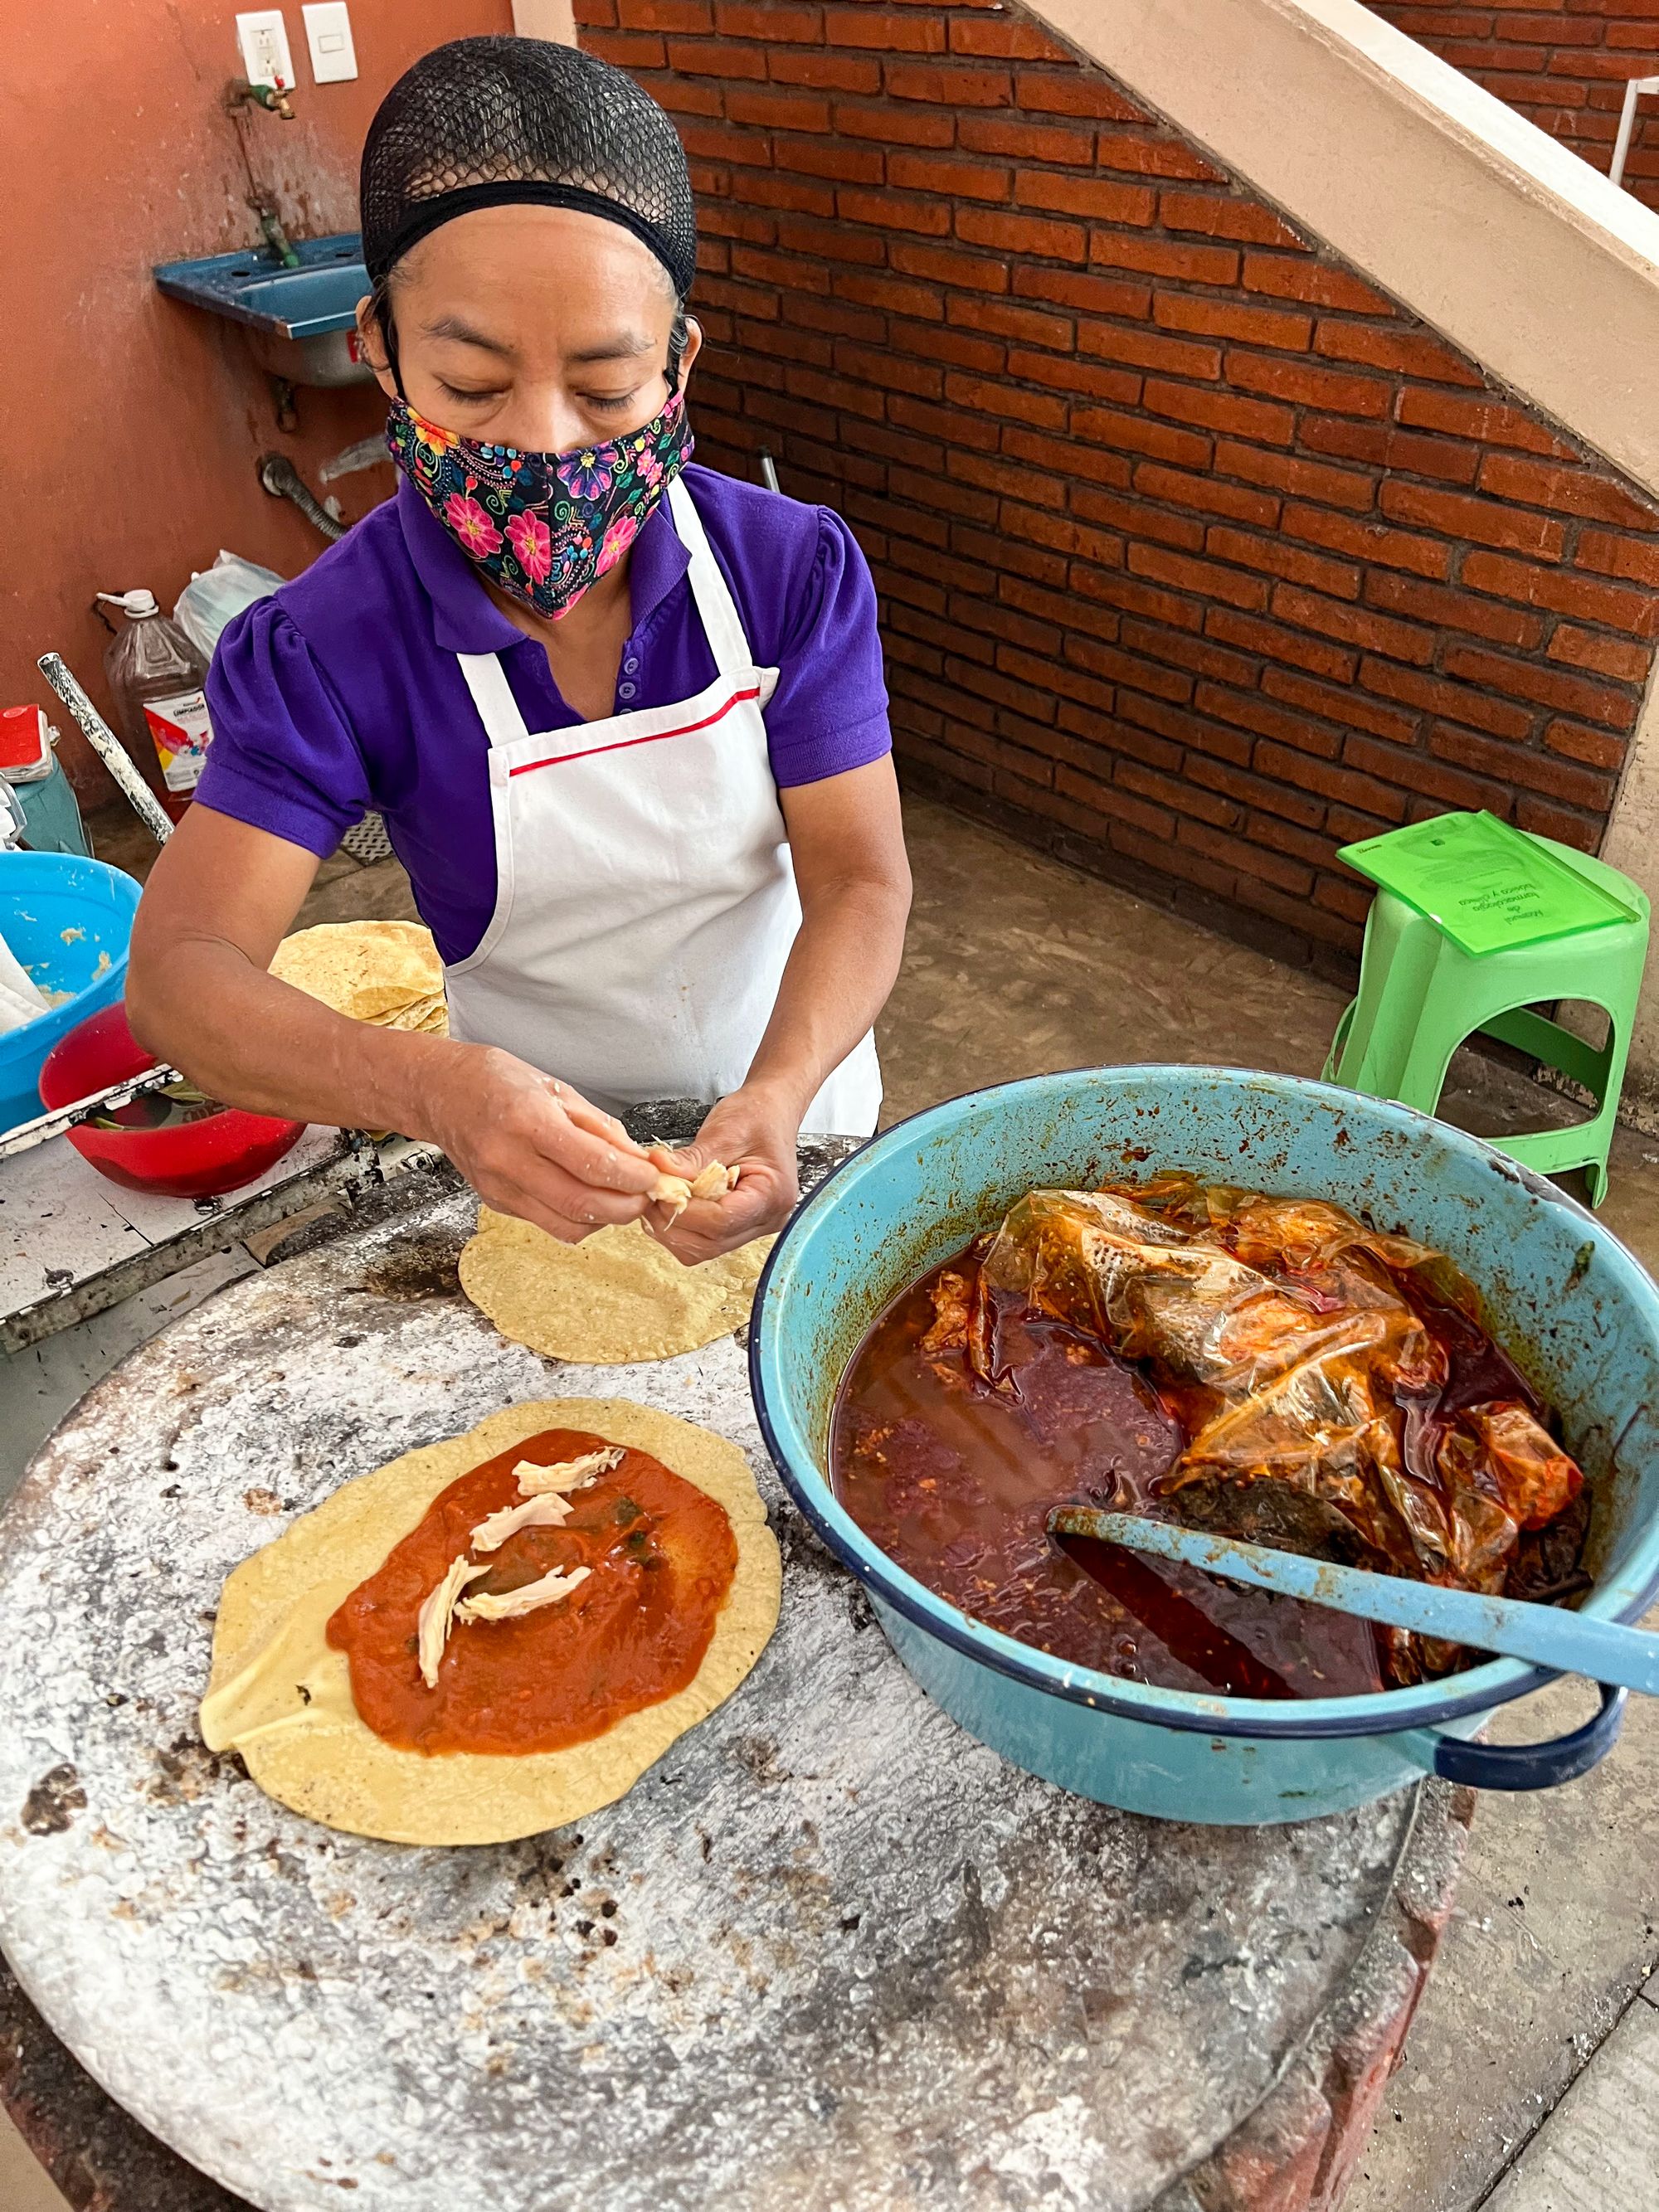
[[1323, 813, 1650, 1208]]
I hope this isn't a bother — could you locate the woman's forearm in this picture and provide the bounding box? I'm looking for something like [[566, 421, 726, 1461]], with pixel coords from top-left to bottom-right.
[[122, 809, 662, 1242], [124, 808, 445, 1135], [743, 874, 910, 1121], [131, 927, 670, 1241], [127, 931, 447, 1137]]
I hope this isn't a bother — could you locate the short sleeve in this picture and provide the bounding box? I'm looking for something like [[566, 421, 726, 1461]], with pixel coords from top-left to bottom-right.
[[763, 508, 892, 789], [195, 600, 372, 857]]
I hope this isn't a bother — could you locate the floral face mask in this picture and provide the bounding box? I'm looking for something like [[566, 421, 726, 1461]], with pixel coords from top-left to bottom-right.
[[386, 389, 693, 621]]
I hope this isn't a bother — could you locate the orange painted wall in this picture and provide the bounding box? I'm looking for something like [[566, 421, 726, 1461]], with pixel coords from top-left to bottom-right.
[[2, 0, 511, 805]]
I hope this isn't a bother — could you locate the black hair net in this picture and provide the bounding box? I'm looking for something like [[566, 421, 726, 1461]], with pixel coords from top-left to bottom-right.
[[361, 36, 697, 299]]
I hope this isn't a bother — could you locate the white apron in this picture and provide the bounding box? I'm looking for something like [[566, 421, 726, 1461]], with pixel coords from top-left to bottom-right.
[[443, 475, 883, 1136]]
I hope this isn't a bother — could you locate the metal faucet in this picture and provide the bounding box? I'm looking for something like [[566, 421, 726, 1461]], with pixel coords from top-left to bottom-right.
[[226, 77, 296, 122], [249, 200, 301, 270]]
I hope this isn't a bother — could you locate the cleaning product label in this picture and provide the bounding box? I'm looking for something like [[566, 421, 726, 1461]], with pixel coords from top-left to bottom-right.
[[142, 688, 213, 795]]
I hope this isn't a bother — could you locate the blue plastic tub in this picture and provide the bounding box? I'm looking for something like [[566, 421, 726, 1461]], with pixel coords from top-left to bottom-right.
[[751, 1068, 1659, 1824], [0, 854, 141, 1135]]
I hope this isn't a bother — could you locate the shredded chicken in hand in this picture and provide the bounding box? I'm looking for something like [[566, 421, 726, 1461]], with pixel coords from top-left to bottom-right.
[[649, 1159, 740, 1222]]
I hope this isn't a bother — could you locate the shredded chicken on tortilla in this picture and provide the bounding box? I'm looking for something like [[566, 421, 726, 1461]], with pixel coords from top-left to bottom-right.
[[513, 1446, 623, 1497], [416, 1553, 490, 1688], [469, 1491, 575, 1552], [459, 1564, 592, 1623]]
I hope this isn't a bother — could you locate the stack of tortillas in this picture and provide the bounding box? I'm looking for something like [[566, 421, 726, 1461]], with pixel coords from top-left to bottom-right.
[[460, 1206, 771, 1365], [270, 921, 447, 1035]]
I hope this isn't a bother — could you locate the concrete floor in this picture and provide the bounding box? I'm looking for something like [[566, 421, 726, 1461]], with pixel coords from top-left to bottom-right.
[[3, 795, 1657, 2210]]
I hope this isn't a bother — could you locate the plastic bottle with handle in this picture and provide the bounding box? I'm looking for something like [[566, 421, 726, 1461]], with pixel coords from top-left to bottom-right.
[[97, 589, 215, 824]]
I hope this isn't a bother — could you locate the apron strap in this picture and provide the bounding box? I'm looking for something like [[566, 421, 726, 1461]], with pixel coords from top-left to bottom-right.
[[668, 477, 756, 685], [457, 652, 529, 750]]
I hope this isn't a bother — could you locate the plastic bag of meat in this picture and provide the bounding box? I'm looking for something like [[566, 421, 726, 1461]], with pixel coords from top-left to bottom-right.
[[963, 1177, 1584, 1637]]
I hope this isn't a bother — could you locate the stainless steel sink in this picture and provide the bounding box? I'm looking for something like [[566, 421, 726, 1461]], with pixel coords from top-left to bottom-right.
[[153, 234, 373, 387]]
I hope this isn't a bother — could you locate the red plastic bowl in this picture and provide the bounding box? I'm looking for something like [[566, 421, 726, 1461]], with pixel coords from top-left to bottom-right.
[[39, 1004, 305, 1199]]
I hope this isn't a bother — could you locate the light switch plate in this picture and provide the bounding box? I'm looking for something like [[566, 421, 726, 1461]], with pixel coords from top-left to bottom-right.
[[302, 2, 358, 84], [236, 9, 294, 90]]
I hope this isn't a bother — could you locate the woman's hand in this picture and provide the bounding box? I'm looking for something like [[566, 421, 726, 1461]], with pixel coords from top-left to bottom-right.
[[638, 760, 907, 1271], [414, 1043, 663, 1243], [646, 1083, 802, 1264]]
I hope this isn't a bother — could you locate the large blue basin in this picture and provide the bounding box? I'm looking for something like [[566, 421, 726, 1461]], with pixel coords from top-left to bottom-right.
[[751, 1068, 1659, 1824]]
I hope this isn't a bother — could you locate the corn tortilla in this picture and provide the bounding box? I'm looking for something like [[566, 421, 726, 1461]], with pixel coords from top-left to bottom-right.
[[460, 1208, 771, 1364], [199, 1398, 781, 1845], [270, 921, 446, 1030]]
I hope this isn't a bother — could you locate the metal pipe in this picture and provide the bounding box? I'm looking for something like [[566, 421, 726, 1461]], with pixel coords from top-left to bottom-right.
[[36, 653, 174, 847], [251, 202, 301, 270], [258, 453, 347, 542], [0, 1064, 187, 1162]]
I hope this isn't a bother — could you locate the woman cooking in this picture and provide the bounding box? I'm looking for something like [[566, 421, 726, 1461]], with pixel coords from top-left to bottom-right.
[[128, 36, 910, 1263]]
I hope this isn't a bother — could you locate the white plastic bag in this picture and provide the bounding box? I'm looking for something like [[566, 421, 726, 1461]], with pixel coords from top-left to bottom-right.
[[0, 918, 49, 1035], [173, 551, 285, 659]]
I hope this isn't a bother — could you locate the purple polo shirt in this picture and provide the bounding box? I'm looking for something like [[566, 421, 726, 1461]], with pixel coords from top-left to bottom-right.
[[196, 461, 892, 966]]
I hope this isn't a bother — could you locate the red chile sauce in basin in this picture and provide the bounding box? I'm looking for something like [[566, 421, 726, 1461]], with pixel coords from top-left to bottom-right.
[[830, 1243, 1580, 1701]]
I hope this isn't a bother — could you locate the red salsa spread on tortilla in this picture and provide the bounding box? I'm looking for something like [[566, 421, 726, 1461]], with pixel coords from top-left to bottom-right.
[[327, 1427, 737, 1755]]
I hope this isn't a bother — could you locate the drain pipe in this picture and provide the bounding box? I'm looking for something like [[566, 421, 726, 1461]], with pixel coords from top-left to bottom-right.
[[257, 453, 346, 543]]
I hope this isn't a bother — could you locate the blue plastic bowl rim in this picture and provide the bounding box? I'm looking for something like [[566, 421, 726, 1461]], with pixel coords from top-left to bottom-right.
[[752, 1067, 1659, 1743], [0, 853, 139, 1053]]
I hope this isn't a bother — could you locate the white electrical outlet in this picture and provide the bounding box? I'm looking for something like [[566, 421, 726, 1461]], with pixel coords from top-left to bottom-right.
[[302, 2, 358, 84], [236, 9, 295, 92]]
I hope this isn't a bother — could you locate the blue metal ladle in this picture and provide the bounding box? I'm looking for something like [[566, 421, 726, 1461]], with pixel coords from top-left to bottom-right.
[[1048, 1507, 1659, 1698]]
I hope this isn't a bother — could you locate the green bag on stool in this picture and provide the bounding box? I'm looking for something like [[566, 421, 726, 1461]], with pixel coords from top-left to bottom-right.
[[1324, 811, 1649, 1208]]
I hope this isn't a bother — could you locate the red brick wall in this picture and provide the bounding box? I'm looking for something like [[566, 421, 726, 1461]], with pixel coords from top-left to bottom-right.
[[578, 0, 1659, 965], [1370, 2, 1659, 218]]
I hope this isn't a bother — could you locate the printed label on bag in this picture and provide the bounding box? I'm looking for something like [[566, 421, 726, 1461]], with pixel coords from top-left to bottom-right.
[[142, 688, 213, 794]]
